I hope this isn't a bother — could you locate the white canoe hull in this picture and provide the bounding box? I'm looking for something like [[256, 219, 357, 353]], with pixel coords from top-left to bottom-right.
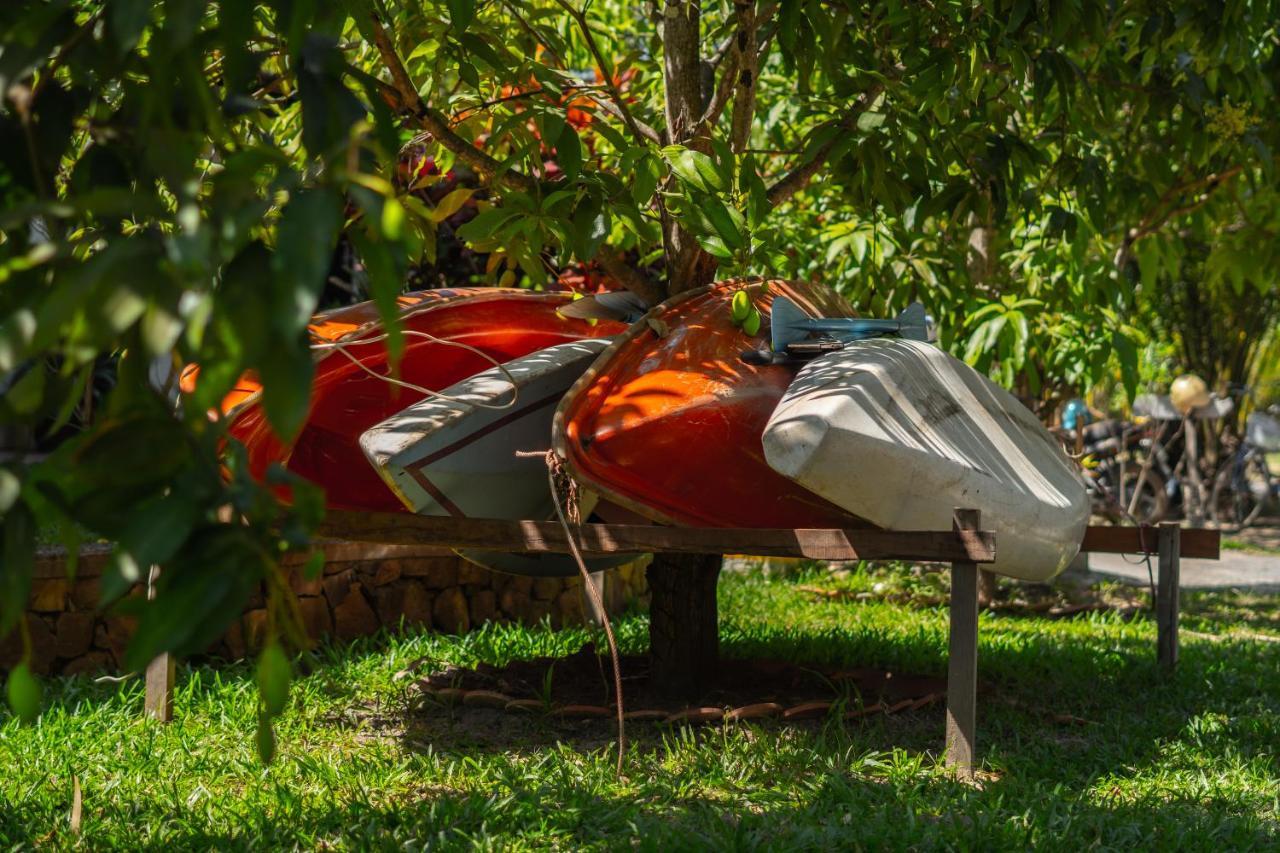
[[763, 340, 1088, 581], [360, 339, 631, 576]]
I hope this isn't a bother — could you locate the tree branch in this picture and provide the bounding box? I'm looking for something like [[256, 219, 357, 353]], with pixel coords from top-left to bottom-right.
[[367, 12, 538, 193], [554, 0, 654, 150], [595, 249, 665, 305], [765, 83, 885, 206], [699, 43, 739, 127], [729, 1, 759, 153], [365, 11, 661, 301], [1114, 165, 1245, 269]]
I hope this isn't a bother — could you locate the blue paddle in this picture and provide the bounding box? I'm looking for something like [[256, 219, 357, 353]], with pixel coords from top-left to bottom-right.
[[770, 297, 934, 353]]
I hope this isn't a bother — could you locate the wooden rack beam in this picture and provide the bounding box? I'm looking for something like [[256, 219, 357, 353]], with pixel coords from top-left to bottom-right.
[[1082, 525, 1219, 559], [317, 512, 998, 564]]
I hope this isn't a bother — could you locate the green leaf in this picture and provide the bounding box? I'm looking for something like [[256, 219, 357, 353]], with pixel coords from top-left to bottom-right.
[[141, 300, 184, 357], [695, 234, 734, 260], [1, 502, 35, 633], [856, 112, 886, 132], [302, 550, 326, 580], [702, 196, 748, 250], [117, 493, 198, 568], [429, 188, 477, 223], [109, 0, 151, 55], [555, 124, 583, 181], [256, 713, 277, 764], [257, 641, 292, 717], [0, 469, 19, 516], [272, 188, 343, 336], [258, 333, 315, 443], [447, 0, 476, 32], [570, 196, 608, 260], [630, 153, 661, 206], [4, 366, 45, 416], [296, 35, 365, 156], [123, 528, 264, 670], [1112, 329, 1139, 402], [6, 662, 41, 725], [663, 148, 726, 192]]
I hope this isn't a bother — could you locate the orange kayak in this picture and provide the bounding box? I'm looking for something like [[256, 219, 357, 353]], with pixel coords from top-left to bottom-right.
[[203, 288, 623, 512], [553, 279, 873, 529]]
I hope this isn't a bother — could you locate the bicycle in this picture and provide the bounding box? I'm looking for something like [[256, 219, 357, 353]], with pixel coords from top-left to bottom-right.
[[1209, 405, 1280, 531]]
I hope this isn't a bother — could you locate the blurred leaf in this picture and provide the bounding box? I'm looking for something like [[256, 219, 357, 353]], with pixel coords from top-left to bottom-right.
[[296, 34, 365, 156], [1112, 329, 1139, 402], [447, 0, 475, 32], [6, 662, 41, 725], [0, 469, 19, 515], [123, 527, 265, 669], [108, 0, 151, 54], [555, 124, 583, 181], [257, 641, 292, 717], [1, 502, 35, 633], [258, 333, 315, 443], [256, 713, 277, 763], [272, 188, 343, 336], [429, 188, 477, 224]]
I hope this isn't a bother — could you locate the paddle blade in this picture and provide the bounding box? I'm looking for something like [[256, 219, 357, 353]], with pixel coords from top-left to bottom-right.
[[769, 296, 814, 352], [557, 291, 650, 323], [895, 302, 934, 342]]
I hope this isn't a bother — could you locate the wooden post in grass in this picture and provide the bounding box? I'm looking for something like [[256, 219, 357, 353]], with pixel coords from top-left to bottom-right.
[[1156, 521, 1181, 672], [945, 509, 981, 779], [144, 565, 175, 722]]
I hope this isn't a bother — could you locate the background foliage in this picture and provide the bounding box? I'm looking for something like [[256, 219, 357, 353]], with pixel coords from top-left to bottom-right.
[[1, 0, 1278, 730]]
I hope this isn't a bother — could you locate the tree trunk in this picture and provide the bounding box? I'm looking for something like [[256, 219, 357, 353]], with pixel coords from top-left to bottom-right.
[[646, 552, 722, 699]]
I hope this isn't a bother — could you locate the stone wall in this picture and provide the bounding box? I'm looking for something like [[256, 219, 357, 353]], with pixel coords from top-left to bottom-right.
[[1, 542, 650, 676]]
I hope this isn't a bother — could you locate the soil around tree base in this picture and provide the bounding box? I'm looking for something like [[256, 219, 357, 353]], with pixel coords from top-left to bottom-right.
[[405, 646, 947, 722]]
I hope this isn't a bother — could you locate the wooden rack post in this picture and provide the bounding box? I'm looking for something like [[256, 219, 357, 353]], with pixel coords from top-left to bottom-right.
[[144, 565, 174, 722], [945, 509, 981, 779], [1156, 521, 1181, 671]]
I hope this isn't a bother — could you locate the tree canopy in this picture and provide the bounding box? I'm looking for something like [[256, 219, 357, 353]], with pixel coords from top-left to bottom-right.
[[2, 0, 1278, 731]]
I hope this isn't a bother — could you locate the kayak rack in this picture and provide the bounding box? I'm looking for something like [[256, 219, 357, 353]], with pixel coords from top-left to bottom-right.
[[319, 506, 998, 778], [138, 511, 1219, 782]]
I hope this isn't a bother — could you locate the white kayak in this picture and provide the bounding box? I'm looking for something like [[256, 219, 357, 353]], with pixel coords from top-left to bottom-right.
[[360, 338, 632, 576], [762, 340, 1088, 581]]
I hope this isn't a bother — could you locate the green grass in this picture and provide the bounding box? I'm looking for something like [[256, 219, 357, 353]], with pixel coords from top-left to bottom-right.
[[1223, 538, 1280, 556], [3, 564, 1279, 850]]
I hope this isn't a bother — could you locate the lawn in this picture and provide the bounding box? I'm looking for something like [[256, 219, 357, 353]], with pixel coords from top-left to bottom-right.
[[2, 563, 1278, 850]]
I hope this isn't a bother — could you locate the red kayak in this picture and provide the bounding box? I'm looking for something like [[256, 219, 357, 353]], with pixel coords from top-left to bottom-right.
[[203, 288, 623, 512], [554, 279, 874, 529]]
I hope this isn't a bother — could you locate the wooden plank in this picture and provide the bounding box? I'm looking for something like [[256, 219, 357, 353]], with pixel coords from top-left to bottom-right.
[[1156, 522, 1181, 671], [32, 539, 455, 580], [143, 565, 175, 723], [1081, 525, 1219, 560], [317, 511, 997, 563], [945, 509, 981, 779], [144, 653, 175, 722]]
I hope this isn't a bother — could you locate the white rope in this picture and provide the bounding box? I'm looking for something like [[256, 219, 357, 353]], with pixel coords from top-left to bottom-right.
[[308, 329, 520, 411]]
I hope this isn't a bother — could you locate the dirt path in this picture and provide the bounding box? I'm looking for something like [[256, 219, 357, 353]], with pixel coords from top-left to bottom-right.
[[1086, 547, 1280, 590]]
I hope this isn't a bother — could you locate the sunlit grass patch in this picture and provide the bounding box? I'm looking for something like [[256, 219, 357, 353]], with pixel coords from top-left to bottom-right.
[[2, 566, 1278, 849]]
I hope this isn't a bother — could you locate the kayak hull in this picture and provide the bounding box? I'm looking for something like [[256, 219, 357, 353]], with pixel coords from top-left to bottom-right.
[[763, 340, 1088, 580], [555, 279, 872, 529], [360, 339, 635, 576], [224, 289, 623, 512]]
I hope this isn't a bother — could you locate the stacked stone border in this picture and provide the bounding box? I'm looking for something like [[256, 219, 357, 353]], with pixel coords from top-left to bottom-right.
[[2, 542, 649, 676]]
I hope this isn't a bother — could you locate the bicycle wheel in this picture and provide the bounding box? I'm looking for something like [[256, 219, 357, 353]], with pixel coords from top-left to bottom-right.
[[1210, 452, 1272, 531], [1117, 467, 1169, 524]]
